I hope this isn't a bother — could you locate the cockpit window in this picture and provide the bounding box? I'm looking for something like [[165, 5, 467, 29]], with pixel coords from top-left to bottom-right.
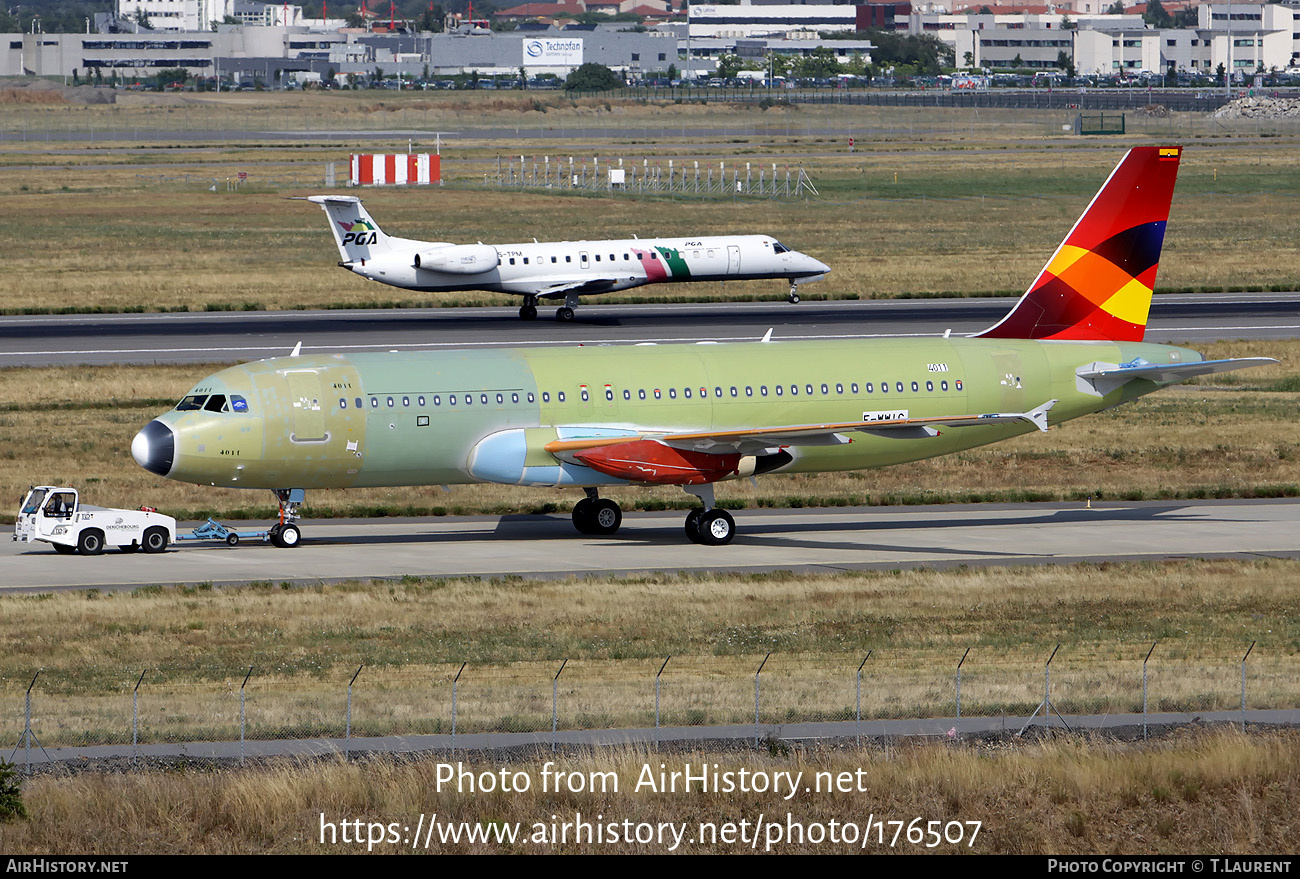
[[772, 241, 790, 254], [175, 394, 207, 411], [204, 394, 227, 413], [231, 395, 249, 413]]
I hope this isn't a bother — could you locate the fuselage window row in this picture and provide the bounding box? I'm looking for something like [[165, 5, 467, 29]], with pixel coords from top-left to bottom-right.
[[337, 378, 957, 417]]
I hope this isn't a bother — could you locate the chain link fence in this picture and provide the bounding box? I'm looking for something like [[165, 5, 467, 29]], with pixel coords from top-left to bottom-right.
[[5, 645, 1293, 759]]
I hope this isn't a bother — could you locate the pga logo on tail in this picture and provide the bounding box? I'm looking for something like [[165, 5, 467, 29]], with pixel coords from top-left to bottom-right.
[[338, 218, 378, 247]]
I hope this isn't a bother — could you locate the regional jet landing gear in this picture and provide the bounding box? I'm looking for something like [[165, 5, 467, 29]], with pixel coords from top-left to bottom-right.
[[787, 283, 801, 305], [683, 483, 735, 546], [555, 291, 581, 322], [572, 488, 622, 536], [519, 295, 539, 321], [268, 488, 305, 548]]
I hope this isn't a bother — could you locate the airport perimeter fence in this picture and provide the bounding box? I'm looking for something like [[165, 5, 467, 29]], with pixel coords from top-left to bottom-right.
[[4, 644, 1292, 767], [487, 155, 818, 198]]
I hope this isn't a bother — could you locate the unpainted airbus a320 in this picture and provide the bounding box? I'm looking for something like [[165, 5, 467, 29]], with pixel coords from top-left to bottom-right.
[[132, 146, 1272, 548], [304, 194, 831, 321]]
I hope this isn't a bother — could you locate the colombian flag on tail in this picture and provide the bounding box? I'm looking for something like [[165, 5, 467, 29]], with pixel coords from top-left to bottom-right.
[[977, 146, 1182, 342]]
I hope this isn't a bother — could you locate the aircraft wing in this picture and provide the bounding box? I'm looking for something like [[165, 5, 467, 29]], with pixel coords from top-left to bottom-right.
[[515, 277, 626, 298], [547, 400, 1058, 457]]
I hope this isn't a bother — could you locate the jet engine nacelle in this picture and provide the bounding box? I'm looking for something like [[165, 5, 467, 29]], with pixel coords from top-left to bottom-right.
[[413, 244, 499, 275]]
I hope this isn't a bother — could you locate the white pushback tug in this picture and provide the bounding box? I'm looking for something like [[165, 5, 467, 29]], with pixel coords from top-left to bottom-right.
[[15, 486, 176, 555]]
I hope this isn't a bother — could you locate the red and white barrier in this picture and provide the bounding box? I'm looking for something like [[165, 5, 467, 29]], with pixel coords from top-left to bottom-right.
[[350, 154, 440, 186]]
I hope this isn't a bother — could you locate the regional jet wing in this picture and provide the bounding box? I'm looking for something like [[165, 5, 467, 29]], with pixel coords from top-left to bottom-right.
[[519, 277, 627, 298], [546, 401, 1058, 457]]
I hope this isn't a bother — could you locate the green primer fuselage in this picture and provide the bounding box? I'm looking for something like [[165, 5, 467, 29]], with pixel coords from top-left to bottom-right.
[[152, 336, 1200, 493]]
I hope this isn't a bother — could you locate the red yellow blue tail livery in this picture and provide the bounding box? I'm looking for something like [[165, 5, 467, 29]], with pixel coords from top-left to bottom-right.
[[127, 146, 1274, 550], [978, 145, 1181, 342]]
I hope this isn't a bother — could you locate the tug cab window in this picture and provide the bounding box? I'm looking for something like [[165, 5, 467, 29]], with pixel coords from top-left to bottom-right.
[[43, 491, 76, 519], [21, 489, 47, 515]]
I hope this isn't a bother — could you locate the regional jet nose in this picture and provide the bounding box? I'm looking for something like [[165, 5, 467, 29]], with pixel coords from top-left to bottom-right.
[[131, 420, 175, 477]]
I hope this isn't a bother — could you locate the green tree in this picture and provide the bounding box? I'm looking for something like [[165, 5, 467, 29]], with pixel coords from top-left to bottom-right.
[[1057, 51, 1075, 79], [564, 62, 624, 91], [1105, 1, 1125, 14], [155, 68, 189, 90], [0, 759, 27, 822], [1143, 0, 1172, 28], [716, 53, 743, 80], [796, 45, 842, 79]]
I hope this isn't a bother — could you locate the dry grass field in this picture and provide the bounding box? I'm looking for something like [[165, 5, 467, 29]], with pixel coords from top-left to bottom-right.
[[0, 91, 1298, 312], [1, 558, 1296, 746], [2, 726, 1299, 853]]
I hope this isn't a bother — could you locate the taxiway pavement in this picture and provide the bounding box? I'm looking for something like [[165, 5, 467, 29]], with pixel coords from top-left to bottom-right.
[[4, 498, 1297, 593]]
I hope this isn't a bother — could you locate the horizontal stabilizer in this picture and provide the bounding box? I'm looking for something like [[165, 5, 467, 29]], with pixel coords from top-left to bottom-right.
[[1077, 357, 1277, 396]]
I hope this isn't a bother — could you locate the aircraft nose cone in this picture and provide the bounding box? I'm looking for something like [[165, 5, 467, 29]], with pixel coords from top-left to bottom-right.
[[132, 420, 175, 477]]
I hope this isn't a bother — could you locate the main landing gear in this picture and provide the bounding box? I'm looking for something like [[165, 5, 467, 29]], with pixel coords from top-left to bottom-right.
[[572, 488, 622, 536], [519, 294, 538, 321], [268, 488, 305, 548], [571, 485, 736, 545], [555, 291, 582, 322], [683, 483, 735, 546]]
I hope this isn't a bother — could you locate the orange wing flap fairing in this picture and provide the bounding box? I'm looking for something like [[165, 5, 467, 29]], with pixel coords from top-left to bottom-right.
[[546, 402, 1059, 483]]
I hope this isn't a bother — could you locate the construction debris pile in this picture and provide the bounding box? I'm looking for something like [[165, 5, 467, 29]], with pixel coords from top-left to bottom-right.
[[1212, 96, 1300, 119]]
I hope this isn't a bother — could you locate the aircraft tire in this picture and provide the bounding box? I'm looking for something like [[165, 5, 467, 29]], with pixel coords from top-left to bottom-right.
[[684, 508, 703, 544], [587, 499, 622, 536], [520, 304, 538, 321], [77, 529, 105, 556], [572, 498, 595, 534], [696, 510, 736, 546], [143, 527, 169, 554], [272, 524, 301, 548], [556, 307, 575, 322], [788, 291, 800, 304]]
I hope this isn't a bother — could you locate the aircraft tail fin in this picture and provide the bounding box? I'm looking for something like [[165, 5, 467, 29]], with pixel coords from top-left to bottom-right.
[[976, 146, 1182, 342], [304, 195, 393, 264]]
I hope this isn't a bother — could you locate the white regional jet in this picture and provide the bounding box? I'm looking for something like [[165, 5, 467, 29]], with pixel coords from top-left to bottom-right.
[[305, 195, 830, 321]]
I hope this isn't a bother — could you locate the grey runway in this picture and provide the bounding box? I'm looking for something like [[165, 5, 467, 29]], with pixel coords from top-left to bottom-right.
[[5, 498, 1298, 593], [0, 292, 1295, 366]]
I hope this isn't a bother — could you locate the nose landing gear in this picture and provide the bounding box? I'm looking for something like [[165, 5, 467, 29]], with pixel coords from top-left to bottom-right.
[[268, 488, 305, 548]]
